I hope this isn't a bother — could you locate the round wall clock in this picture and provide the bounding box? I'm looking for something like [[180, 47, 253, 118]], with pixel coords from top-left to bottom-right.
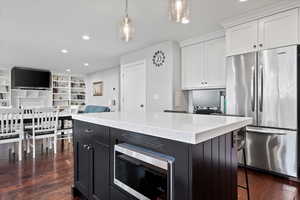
[[152, 50, 166, 67]]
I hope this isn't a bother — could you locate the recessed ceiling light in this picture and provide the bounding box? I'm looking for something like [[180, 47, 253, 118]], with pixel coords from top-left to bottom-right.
[[84, 63, 89, 66], [66, 69, 71, 72], [239, 0, 248, 2], [82, 35, 91, 40], [61, 49, 68, 54]]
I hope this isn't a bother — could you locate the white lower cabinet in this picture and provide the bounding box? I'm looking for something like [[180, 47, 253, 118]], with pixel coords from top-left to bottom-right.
[[181, 37, 226, 90]]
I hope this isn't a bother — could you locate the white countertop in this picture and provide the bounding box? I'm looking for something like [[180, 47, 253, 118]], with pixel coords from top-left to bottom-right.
[[72, 112, 252, 144]]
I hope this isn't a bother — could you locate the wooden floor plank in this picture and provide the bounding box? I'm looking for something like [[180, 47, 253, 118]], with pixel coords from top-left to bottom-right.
[[0, 141, 299, 200]]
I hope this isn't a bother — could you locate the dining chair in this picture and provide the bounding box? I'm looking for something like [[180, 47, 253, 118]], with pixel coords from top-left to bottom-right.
[[0, 109, 24, 161], [26, 107, 59, 158]]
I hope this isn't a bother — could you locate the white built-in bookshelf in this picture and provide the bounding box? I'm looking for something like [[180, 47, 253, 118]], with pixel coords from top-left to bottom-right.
[[52, 74, 86, 114], [0, 68, 11, 108], [70, 76, 86, 108], [52, 74, 70, 113]]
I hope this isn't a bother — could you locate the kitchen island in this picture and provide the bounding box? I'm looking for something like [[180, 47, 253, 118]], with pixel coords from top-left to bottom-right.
[[72, 112, 252, 200]]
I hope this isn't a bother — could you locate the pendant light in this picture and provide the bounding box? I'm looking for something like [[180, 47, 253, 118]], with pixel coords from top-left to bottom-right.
[[169, 0, 190, 24], [120, 0, 134, 42]]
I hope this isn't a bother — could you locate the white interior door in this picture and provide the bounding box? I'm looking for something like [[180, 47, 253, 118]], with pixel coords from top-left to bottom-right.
[[121, 61, 146, 112]]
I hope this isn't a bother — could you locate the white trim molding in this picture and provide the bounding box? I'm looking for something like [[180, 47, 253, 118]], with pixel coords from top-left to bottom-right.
[[221, 0, 300, 28], [180, 30, 225, 47]]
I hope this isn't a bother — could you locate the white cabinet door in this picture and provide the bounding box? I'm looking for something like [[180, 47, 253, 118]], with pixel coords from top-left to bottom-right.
[[204, 37, 226, 88], [181, 43, 204, 89], [226, 21, 258, 56], [258, 8, 299, 50]]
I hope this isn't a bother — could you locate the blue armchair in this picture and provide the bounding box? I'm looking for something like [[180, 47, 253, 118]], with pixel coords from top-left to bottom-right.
[[83, 105, 110, 113]]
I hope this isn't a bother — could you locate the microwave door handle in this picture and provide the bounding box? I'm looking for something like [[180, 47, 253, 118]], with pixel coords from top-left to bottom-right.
[[251, 66, 256, 112], [259, 65, 263, 112]]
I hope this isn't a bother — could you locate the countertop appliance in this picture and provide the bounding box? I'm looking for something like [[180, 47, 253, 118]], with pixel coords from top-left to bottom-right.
[[192, 89, 226, 114], [193, 106, 221, 115], [114, 143, 174, 200], [226, 45, 299, 177]]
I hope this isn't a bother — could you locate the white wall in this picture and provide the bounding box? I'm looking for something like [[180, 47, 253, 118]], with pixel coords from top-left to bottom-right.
[[120, 41, 188, 112], [85, 67, 120, 111]]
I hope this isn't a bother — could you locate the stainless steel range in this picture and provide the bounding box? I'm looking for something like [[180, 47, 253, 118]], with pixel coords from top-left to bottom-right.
[[226, 45, 299, 177]]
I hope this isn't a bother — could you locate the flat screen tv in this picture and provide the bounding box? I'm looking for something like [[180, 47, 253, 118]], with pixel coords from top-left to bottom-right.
[[11, 67, 51, 89]]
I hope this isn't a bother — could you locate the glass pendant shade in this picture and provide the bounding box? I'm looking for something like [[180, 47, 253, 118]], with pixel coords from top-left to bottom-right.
[[120, 0, 134, 42], [169, 0, 190, 24], [120, 14, 134, 42]]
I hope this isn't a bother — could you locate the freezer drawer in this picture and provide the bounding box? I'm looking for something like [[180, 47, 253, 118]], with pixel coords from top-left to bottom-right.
[[240, 128, 297, 177]]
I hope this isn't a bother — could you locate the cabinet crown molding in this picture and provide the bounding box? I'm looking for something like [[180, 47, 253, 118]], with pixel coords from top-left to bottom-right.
[[180, 30, 225, 47], [221, 0, 300, 28]]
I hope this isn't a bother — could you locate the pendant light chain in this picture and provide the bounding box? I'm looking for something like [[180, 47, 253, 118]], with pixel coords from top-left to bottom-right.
[[125, 0, 128, 16]]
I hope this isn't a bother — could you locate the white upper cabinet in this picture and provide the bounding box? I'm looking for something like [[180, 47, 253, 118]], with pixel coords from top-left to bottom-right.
[[181, 37, 226, 90], [226, 21, 258, 56], [258, 9, 299, 50], [225, 8, 299, 56], [181, 43, 204, 89], [204, 37, 226, 88]]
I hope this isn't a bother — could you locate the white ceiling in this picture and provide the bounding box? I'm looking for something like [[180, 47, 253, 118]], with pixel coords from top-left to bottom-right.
[[0, 0, 282, 74]]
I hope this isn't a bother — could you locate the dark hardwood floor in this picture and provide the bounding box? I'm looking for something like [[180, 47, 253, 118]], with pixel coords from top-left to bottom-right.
[[0, 140, 299, 200]]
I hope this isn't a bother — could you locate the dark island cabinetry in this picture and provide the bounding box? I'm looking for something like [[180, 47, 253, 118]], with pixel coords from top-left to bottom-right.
[[73, 120, 110, 200], [73, 120, 238, 200]]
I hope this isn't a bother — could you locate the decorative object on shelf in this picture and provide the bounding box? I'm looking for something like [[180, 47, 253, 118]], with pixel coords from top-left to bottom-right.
[[93, 81, 103, 96], [169, 0, 190, 24], [152, 50, 166, 67], [120, 0, 134, 42]]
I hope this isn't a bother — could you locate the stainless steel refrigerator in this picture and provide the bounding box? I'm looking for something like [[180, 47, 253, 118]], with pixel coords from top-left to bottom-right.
[[226, 45, 298, 177]]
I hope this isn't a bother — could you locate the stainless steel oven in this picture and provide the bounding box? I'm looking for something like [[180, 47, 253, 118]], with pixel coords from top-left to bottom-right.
[[114, 143, 175, 200]]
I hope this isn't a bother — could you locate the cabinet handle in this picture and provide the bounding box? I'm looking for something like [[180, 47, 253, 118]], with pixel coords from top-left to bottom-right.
[[253, 45, 257, 48], [84, 129, 93, 134], [205, 82, 208, 84], [83, 144, 93, 150], [259, 44, 263, 47]]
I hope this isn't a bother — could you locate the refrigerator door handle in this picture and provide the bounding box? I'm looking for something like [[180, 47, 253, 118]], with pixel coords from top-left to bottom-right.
[[247, 127, 296, 135], [259, 64, 264, 112], [251, 66, 256, 112]]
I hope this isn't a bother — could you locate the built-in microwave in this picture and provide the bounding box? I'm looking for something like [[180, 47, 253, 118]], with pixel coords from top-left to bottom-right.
[[114, 143, 175, 200]]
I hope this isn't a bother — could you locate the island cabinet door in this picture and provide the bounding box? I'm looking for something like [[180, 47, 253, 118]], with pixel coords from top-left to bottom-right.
[[73, 121, 92, 198], [90, 141, 110, 200]]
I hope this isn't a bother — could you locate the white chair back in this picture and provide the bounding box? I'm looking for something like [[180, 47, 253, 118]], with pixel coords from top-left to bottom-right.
[[70, 105, 80, 114], [0, 109, 23, 137], [32, 108, 58, 133]]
